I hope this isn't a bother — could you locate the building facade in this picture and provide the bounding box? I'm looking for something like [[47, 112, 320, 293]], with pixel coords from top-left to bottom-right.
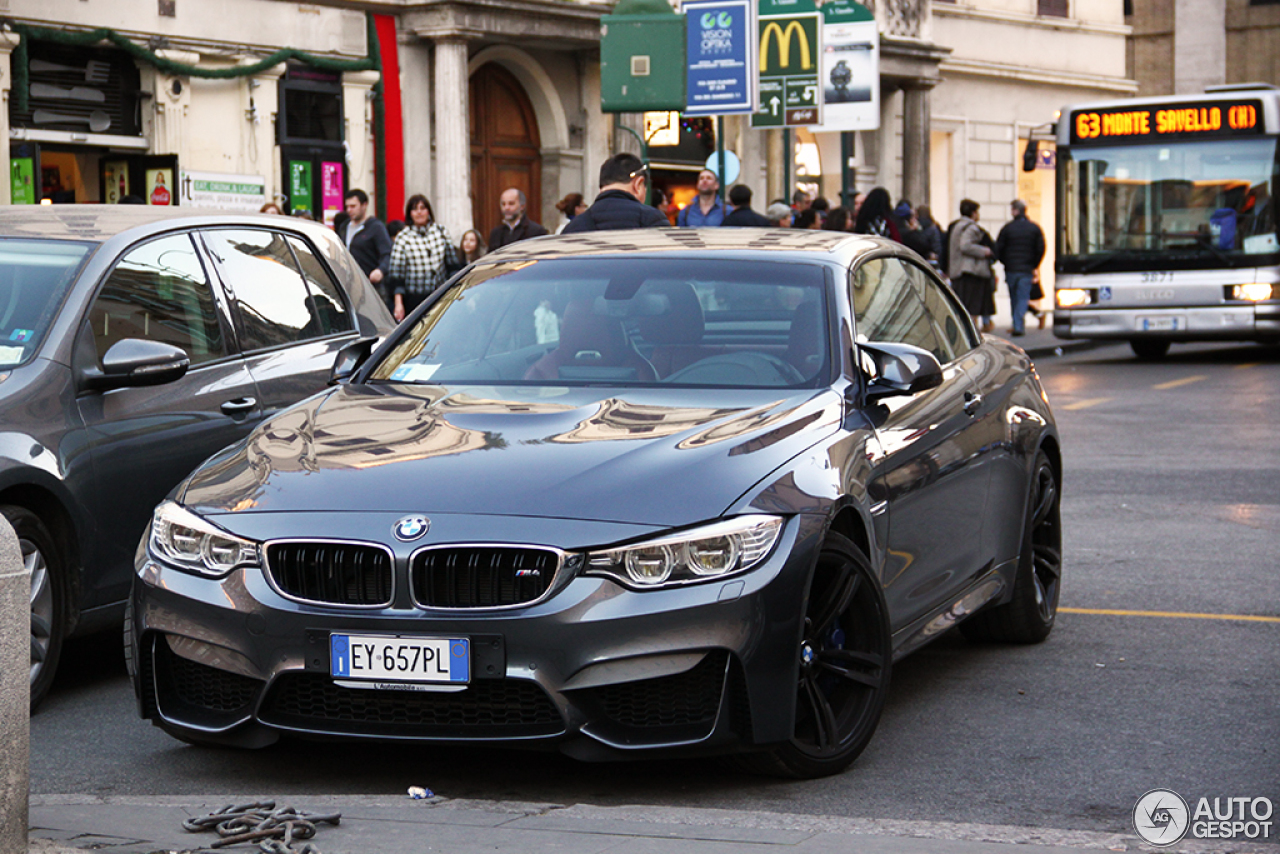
[[1127, 0, 1280, 97]]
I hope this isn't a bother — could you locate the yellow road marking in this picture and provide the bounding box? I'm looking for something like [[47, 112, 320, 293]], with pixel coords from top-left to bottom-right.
[[1152, 375, 1206, 390], [1235, 363, 1258, 370], [1061, 397, 1112, 410], [1060, 606, 1280, 624]]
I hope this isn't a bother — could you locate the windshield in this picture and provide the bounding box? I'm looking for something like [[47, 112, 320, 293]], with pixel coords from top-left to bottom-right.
[[371, 257, 830, 389], [1059, 137, 1279, 270], [0, 239, 92, 367]]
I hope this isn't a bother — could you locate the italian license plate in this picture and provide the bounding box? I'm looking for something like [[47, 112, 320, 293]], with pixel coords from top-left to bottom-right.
[[1137, 315, 1183, 332], [330, 634, 470, 684]]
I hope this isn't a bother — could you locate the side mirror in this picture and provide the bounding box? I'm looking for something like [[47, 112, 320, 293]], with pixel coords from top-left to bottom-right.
[[81, 339, 190, 392], [329, 336, 379, 385], [859, 341, 944, 401]]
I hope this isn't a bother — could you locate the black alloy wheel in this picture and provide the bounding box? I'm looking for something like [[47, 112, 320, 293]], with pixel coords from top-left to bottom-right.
[[3, 504, 67, 710], [1130, 339, 1171, 360], [960, 449, 1062, 644], [743, 532, 891, 779]]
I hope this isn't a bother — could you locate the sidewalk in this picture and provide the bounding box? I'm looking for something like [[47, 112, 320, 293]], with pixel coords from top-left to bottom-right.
[[28, 795, 1280, 854], [983, 299, 1094, 362]]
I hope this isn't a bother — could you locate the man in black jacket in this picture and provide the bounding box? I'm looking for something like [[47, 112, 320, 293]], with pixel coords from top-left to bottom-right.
[[994, 199, 1047, 336], [721, 185, 772, 227], [563, 154, 669, 234], [489, 188, 548, 249], [337, 189, 393, 302]]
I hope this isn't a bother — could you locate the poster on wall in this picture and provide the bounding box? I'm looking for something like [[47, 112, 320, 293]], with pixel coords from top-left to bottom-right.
[[103, 161, 129, 204], [11, 158, 35, 205], [178, 170, 266, 211], [146, 168, 173, 205], [289, 161, 314, 218], [321, 162, 344, 228], [817, 0, 879, 132]]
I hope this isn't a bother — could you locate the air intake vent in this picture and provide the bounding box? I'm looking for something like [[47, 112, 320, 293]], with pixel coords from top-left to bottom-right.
[[265, 542, 393, 606], [412, 547, 559, 608]]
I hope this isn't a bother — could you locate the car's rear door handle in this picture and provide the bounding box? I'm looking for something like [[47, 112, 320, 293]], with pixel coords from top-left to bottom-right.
[[964, 391, 982, 416], [220, 396, 258, 416]]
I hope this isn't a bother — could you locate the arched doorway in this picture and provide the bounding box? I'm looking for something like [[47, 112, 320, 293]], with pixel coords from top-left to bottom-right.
[[470, 63, 542, 240]]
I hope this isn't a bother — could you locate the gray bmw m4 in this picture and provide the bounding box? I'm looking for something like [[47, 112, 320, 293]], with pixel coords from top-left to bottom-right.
[[129, 229, 1062, 778]]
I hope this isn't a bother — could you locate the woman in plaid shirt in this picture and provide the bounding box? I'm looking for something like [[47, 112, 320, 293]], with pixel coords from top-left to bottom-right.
[[388, 194, 456, 321]]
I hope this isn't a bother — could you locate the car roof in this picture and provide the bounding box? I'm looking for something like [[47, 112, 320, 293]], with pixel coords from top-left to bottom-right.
[[483, 227, 886, 263], [0, 205, 322, 243]]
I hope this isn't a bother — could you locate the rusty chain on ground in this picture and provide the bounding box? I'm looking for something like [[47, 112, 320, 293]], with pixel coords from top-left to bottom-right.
[[182, 801, 342, 854]]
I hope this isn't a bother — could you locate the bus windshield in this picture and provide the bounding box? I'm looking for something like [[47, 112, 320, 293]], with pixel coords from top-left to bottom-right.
[[1060, 137, 1279, 269]]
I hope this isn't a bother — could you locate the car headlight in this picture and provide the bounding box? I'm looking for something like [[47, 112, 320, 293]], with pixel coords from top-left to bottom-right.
[[585, 515, 783, 589], [150, 500, 261, 577]]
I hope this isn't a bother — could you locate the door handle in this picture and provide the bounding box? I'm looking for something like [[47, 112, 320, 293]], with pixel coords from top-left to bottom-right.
[[220, 397, 258, 416], [963, 391, 982, 417]]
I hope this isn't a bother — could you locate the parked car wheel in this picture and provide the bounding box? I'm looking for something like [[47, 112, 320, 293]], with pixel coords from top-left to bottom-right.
[[744, 532, 891, 779], [960, 450, 1062, 644], [4, 505, 66, 710]]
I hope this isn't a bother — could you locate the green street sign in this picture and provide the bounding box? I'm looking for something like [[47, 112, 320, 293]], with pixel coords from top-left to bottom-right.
[[751, 4, 821, 128]]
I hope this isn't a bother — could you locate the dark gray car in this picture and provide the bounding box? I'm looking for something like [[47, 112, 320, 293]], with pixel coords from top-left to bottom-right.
[[129, 229, 1061, 778], [0, 206, 393, 707]]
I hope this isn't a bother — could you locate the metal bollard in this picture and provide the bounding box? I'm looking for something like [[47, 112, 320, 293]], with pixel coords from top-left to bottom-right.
[[0, 514, 29, 854]]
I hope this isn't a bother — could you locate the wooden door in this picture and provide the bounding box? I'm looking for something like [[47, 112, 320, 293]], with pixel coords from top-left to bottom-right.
[[470, 64, 542, 241]]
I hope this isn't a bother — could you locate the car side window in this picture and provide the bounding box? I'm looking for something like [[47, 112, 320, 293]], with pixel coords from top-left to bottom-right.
[[89, 233, 225, 366], [850, 257, 948, 363], [907, 261, 976, 361], [201, 228, 339, 351], [286, 235, 353, 336]]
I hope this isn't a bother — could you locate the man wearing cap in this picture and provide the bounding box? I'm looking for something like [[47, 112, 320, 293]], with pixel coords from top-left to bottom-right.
[[677, 169, 726, 227]]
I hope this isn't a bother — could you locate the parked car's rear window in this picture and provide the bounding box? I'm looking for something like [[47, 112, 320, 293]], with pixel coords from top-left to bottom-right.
[[0, 239, 92, 367]]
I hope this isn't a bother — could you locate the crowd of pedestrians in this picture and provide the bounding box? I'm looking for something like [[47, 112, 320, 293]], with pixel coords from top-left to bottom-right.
[[334, 166, 1047, 335]]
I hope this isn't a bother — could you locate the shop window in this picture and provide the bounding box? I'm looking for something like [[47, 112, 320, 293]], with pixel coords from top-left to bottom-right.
[[277, 66, 344, 146], [10, 42, 142, 137]]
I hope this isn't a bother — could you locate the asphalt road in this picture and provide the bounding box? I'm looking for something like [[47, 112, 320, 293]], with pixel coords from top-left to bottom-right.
[[29, 340, 1280, 838]]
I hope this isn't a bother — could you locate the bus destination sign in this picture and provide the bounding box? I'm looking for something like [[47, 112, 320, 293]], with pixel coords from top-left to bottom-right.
[[1070, 99, 1264, 144]]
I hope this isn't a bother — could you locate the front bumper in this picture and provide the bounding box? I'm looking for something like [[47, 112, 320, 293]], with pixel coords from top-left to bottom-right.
[[128, 511, 824, 759], [1054, 303, 1280, 340]]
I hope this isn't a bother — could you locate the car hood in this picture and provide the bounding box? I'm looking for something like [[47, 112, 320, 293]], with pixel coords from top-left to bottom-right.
[[181, 382, 842, 526]]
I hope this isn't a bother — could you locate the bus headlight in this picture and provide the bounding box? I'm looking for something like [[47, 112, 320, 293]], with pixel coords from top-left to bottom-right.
[[1056, 288, 1093, 307], [1231, 283, 1275, 302]]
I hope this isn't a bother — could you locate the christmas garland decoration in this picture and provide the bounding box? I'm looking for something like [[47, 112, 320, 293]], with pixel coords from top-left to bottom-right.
[[9, 16, 390, 218]]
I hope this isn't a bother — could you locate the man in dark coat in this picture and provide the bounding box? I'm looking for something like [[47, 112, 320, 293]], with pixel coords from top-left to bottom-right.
[[562, 154, 669, 233], [337, 189, 393, 302], [995, 199, 1047, 336], [720, 185, 772, 227], [489, 188, 548, 249]]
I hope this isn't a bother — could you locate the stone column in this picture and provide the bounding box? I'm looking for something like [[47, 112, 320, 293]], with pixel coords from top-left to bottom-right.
[[766, 128, 783, 205], [0, 34, 17, 205], [1174, 0, 1225, 94], [902, 83, 931, 208], [399, 39, 434, 204], [0, 514, 28, 854], [434, 38, 474, 236]]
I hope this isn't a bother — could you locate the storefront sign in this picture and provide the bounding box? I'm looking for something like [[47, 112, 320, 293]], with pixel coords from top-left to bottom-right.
[[1069, 99, 1264, 144], [321, 162, 344, 228], [146, 168, 173, 205], [751, 0, 822, 128], [817, 0, 878, 131], [683, 0, 756, 116], [288, 161, 314, 217], [178, 169, 267, 211]]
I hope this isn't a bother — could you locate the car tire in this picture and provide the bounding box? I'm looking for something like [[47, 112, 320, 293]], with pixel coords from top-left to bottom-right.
[[1130, 339, 1170, 360], [739, 532, 891, 779], [3, 504, 67, 711], [960, 449, 1062, 645]]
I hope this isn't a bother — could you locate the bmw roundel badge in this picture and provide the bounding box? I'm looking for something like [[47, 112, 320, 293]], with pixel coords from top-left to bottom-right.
[[393, 515, 431, 542]]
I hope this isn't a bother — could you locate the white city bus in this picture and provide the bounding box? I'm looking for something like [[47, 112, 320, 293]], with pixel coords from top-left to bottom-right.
[[1052, 84, 1280, 359]]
